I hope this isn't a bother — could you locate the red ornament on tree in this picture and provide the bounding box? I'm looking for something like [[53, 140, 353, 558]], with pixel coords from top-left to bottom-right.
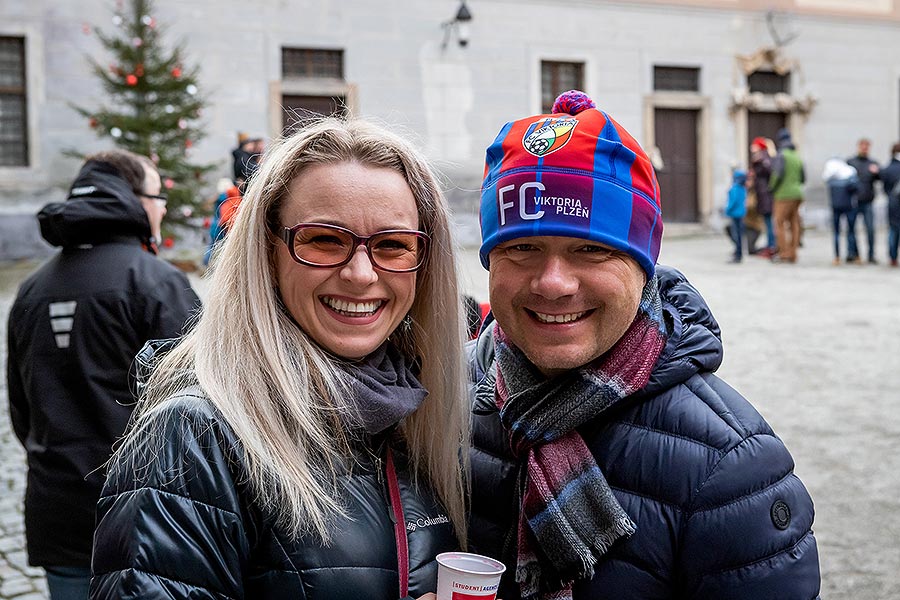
[[135, 63, 144, 77], [171, 66, 182, 78], [162, 237, 175, 249], [89, 117, 98, 129], [164, 178, 175, 189], [184, 139, 193, 149], [126, 74, 138, 86]]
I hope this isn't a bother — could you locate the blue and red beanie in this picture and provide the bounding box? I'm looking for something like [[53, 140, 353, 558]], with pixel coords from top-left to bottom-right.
[[479, 90, 663, 278]]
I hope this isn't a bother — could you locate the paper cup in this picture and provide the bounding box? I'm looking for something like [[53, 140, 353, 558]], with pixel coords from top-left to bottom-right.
[[436, 551, 506, 600]]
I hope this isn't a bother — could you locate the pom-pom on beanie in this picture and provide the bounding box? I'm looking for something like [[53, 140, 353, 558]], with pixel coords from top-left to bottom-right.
[[479, 90, 663, 278]]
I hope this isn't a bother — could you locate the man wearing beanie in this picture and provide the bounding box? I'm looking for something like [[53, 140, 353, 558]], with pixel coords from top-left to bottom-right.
[[467, 91, 820, 599], [770, 127, 806, 263]]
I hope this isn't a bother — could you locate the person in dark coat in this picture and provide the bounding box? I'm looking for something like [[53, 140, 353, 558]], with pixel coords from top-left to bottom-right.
[[231, 132, 262, 182], [881, 141, 900, 266], [90, 118, 469, 600], [466, 90, 820, 600], [847, 137, 881, 263], [749, 136, 776, 256], [822, 157, 861, 264], [5, 150, 200, 600]]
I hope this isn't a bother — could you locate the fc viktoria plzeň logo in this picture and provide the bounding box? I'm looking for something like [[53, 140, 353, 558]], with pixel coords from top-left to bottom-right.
[[522, 117, 578, 157]]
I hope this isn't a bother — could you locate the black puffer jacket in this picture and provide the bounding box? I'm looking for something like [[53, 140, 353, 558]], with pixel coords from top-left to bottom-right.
[[90, 388, 457, 599], [467, 266, 820, 599], [6, 161, 199, 567]]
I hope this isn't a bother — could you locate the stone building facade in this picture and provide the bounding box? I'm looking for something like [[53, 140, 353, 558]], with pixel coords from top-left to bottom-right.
[[1, 0, 899, 258]]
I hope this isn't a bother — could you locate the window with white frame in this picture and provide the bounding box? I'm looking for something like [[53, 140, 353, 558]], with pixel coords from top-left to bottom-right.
[[541, 61, 584, 113]]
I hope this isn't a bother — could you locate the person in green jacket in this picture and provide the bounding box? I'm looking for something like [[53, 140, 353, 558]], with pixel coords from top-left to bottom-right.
[[769, 127, 806, 262]]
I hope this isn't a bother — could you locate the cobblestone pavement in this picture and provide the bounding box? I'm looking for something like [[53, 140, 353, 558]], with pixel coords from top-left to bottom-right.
[[2, 230, 899, 598]]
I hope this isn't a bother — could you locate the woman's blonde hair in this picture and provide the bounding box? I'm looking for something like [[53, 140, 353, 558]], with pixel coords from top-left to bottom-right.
[[119, 117, 468, 544]]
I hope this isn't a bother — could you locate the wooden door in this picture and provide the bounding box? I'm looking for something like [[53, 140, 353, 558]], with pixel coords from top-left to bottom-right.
[[654, 108, 699, 222], [747, 111, 786, 162]]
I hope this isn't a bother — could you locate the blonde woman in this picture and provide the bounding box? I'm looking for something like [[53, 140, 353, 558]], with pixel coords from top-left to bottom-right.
[[91, 118, 468, 600]]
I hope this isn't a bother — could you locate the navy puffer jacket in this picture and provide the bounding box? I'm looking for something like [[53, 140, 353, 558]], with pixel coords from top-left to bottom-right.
[[467, 266, 820, 599], [90, 390, 457, 599]]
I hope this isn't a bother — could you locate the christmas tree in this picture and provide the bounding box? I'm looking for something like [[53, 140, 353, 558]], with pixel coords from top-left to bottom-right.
[[74, 0, 214, 230]]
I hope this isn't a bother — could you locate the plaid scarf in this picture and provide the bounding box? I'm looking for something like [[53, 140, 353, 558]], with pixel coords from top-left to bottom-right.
[[483, 277, 668, 600]]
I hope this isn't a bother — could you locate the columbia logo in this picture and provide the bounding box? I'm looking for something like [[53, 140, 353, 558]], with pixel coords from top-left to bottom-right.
[[48, 301, 77, 349]]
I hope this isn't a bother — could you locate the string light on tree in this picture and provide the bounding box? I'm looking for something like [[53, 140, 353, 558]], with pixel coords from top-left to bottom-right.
[[110, 127, 122, 138]]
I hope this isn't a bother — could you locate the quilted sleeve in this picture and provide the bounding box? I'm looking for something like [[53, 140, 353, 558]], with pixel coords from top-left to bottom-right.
[[90, 395, 251, 600], [679, 429, 821, 599]]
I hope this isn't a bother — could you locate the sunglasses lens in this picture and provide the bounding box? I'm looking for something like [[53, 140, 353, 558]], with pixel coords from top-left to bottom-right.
[[293, 226, 354, 267], [368, 232, 426, 271]]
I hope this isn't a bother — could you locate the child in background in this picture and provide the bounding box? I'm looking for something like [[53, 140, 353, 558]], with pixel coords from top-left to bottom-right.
[[726, 169, 748, 263]]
